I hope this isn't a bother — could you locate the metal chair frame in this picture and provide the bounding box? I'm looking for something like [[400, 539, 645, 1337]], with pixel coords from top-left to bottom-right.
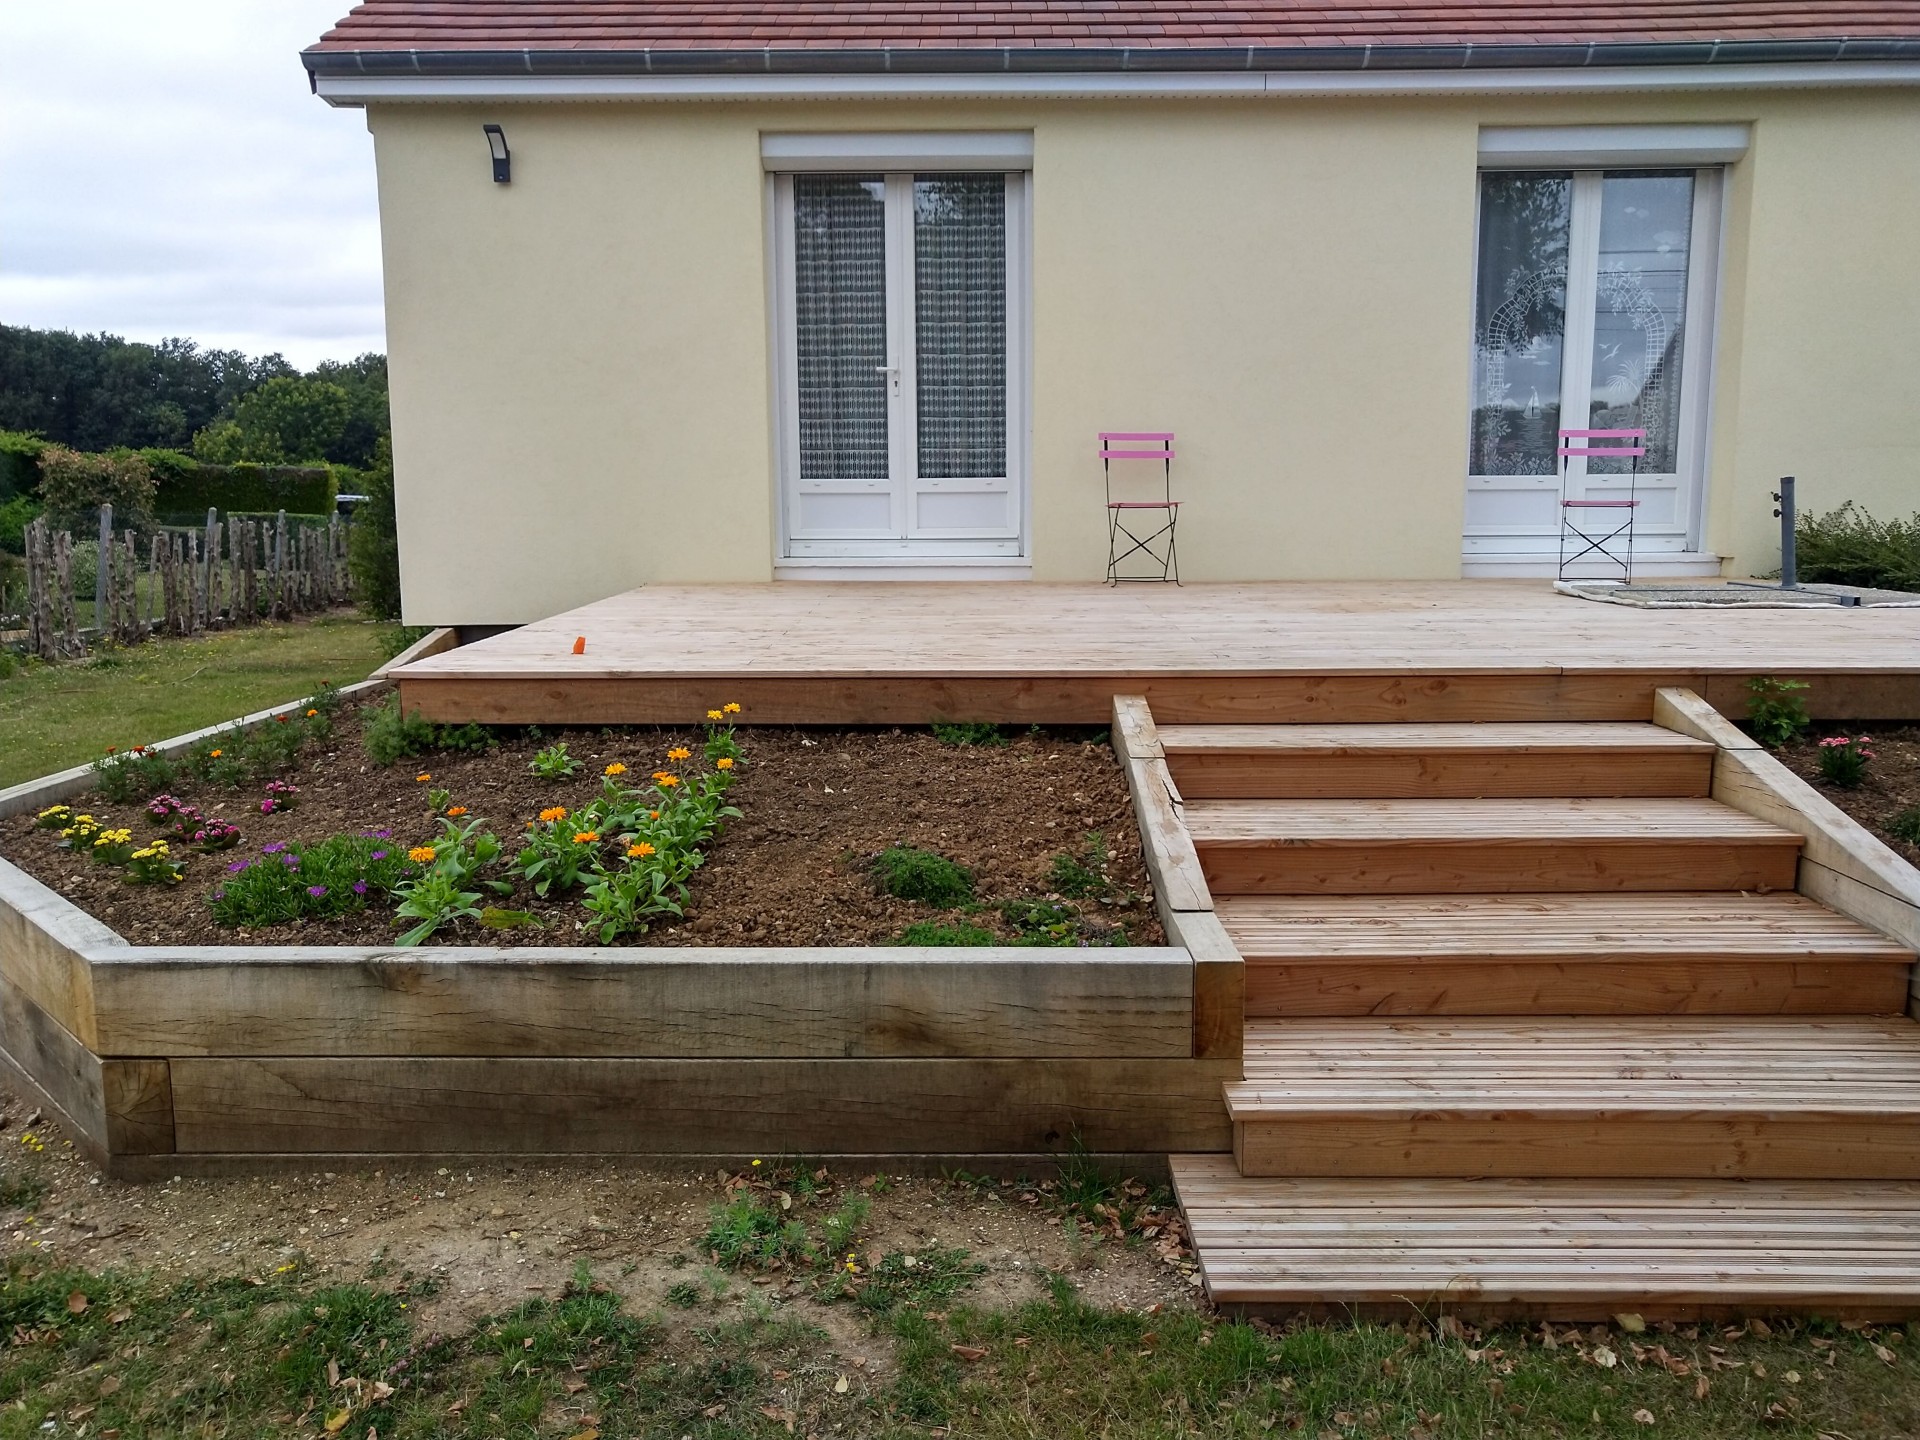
[[1101, 431, 1180, 585], [1557, 427, 1646, 582]]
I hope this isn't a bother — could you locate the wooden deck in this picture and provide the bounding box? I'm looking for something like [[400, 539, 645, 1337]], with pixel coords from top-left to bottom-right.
[[390, 582, 1920, 725]]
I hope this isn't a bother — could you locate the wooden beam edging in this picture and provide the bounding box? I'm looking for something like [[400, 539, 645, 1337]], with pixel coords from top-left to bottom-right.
[[1113, 695, 1242, 1066], [0, 678, 389, 823], [372, 625, 458, 680], [1654, 687, 1920, 1012]]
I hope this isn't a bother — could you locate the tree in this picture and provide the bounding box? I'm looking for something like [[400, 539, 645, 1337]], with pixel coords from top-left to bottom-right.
[[347, 437, 402, 619], [193, 377, 354, 465]]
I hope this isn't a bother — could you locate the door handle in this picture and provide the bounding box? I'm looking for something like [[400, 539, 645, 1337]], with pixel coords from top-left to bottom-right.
[[874, 364, 900, 397]]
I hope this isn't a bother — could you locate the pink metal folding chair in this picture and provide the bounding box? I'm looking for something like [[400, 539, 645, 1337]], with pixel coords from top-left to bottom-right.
[[1101, 432, 1180, 584], [1557, 428, 1645, 582]]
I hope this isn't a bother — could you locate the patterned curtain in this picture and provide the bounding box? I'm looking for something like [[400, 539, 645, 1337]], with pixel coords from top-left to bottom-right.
[[793, 175, 889, 481], [1470, 172, 1572, 477], [913, 174, 1007, 480]]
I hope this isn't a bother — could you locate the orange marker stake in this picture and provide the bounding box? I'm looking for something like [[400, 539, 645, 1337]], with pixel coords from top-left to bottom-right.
[[571, 636, 586, 655]]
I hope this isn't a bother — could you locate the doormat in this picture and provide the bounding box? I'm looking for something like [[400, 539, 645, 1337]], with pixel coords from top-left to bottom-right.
[[1555, 580, 1920, 609]]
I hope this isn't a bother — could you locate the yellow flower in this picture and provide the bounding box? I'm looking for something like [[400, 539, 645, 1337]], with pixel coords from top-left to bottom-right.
[[723, 702, 741, 714], [654, 773, 680, 788], [715, 757, 735, 771], [604, 762, 627, 776], [666, 747, 691, 762], [539, 806, 568, 823], [407, 846, 436, 863], [627, 841, 655, 859], [446, 805, 468, 817], [706, 709, 724, 722], [572, 831, 600, 845], [416, 773, 431, 783]]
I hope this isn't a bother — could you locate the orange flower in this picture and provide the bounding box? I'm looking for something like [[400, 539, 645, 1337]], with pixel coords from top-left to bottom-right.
[[653, 773, 681, 788], [572, 831, 600, 845], [539, 806, 568, 823], [446, 806, 468, 817], [416, 773, 431, 783], [306, 708, 319, 718], [627, 841, 656, 859], [648, 810, 660, 820], [723, 702, 741, 714], [604, 762, 627, 776], [407, 845, 436, 863], [667, 747, 691, 762], [716, 757, 735, 770], [209, 749, 223, 759]]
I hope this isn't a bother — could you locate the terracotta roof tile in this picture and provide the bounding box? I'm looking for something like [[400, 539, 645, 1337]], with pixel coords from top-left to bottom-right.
[[308, 1, 1920, 57]]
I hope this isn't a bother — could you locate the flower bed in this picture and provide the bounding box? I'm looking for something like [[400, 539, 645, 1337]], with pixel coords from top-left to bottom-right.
[[0, 692, 1161, 949], [1778, 724, 1920, 867]]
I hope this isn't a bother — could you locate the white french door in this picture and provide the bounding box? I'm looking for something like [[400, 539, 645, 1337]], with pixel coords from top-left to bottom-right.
[[1464, 168, 1721, 572], [773, 171, 1027, 561]]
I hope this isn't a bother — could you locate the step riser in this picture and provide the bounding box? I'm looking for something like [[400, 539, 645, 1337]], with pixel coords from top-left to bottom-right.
[[1235, 1118, 1920, 1180], [1199, 842, 1802, 895], [1245, 961, 1912, 1017], [1167, 752, 1712, 800]]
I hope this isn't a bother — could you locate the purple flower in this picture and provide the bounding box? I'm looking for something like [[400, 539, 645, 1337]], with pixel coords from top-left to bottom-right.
[[261, 842, 286, 854], [307, 885, 328, 898], [280, 854, 299, 867], [352, 881, 368, 895], [361, 827, 393, 839], [226, 859, 251, 873], [370, 850, 388, 862], [260, 801, 274, 814], [212, 888, 225, 901]]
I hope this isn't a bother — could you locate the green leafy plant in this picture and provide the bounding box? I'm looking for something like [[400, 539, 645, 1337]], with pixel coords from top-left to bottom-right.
[[582, 860, 687, 942], [1746, 676, 1811, 748], [1815, 734, 1876, 788], [1795, 500, 1920, 592], [211, 835, 419, 928], [873, 846, 974, 907], [515, 814, 601, 898], [702, 1190, 813, 1271], [896, 920, 996, 946], [850, 1247, 984, 1317], [87, 826, 136, 866], [361, 695, 439, 766], [529, 741, 582, 779], [392, 867, 484, 947], [1888, 806, 1920, 847], [931, 720, 1007, 747], [125, 840, 187, 886], [91, 744, 175, 803], [1049, 833, 1111, 899]]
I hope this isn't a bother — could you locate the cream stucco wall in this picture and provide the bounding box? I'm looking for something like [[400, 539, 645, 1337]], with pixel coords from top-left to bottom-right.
[[367, 88, 1920, 624]]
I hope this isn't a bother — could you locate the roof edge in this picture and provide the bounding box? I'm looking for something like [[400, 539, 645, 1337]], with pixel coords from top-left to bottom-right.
[[300, 37, 1920, 81]]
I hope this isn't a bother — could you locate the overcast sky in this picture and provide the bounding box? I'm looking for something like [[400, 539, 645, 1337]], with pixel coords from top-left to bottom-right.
[[0, 2, 383, 370]]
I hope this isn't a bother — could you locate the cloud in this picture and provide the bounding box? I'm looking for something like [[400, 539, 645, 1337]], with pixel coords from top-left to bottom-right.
[[0, 2, 383, 368]]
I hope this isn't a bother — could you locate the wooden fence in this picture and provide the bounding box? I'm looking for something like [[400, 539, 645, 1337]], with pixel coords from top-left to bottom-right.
[[17, 507, 352, 661]]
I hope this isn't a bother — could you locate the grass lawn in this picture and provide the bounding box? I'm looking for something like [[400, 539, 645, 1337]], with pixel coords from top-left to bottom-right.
[[3, 1254, 1919, 1439], [0, 613, 391, 789]]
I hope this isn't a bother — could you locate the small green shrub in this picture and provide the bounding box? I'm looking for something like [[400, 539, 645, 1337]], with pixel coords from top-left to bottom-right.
[[1049, 833, 1110, 899], [1888, 807, 1920, 847], [931, 720, 1007, 747], [664, 1280, 702, 1308], [702, 1191, 812, 1271], [0, 430, 46, 501], [1795, 501, 1920, 592], [362, 695, 492, 765], [378, 623, 432, 660], [36, 445, 154, 530], [896, 920, 997, 946], [529, 741, 582, 779], [91, 745, 176, 803], [349, 438, 401, 620], [0, 495, 39, 555], [211, 835, 419, 928], [1746, 676, 1811, 748], [873, 846, 974, 906], [1815, 734, 1876, 788]]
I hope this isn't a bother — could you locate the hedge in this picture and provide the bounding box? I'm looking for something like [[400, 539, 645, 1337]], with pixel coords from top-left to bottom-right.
[[137, 448, 340, 520], [0, 430, 46, 500]]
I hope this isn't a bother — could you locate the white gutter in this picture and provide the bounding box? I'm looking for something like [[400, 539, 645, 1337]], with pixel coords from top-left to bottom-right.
[[315, 60, 1920, 105]]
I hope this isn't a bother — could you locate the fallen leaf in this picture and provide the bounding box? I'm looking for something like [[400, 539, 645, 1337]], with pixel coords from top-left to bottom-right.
[[1694, 1376, 1710, 1401], [950, 1343, 988, 1362], [834, 1374, 850, 1394], [66, 1406, 95, 1423], [369, 1380, 394, 1402], [106, 1307, 132, 1325], [446, 1399, 468, 1416], [1785, 1370, 1801, 1384], [563, 1431, 599, 1440], [327, 1358, 340, 1388], [98, 1376, 122, 1397], [565, 1379, 588, 1394], [1874, 1343, 1898, 1365], [1749, 1318, 1774, 1338], [324, 1408, 351, 1434], [1616, 1313, 1647, 1334], [1632, 1408, 1656, 1426], [66, 1291, 88, 1315], [1592, 1346, 1619, 1369]]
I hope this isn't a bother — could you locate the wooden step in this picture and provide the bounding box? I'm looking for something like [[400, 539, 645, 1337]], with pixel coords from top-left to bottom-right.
[[1222, 893, 1913, 1016], [1158, 722, 1714, 798], [1185, 797, 1802, 895], [1228, 1017, 1920, 1179], [1170, 1153, 1920, 1320]]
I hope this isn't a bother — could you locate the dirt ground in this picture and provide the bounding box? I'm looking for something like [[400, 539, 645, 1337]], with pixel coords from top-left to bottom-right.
[[1778, 725, 1920, 865], [0, 707, 1161, 949], [0, 1074, 1199, 1370]]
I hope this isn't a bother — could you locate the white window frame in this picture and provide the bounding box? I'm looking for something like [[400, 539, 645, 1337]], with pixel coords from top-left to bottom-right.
[[1462, 131, 1733, 575], [764, 135, 1034, 568]]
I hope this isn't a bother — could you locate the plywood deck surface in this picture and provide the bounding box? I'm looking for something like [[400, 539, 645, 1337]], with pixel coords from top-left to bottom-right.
[[394, 582, 1920, 681]]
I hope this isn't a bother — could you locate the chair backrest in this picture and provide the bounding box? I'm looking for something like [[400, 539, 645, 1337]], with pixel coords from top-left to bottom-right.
[[1557, 427, 1646, 460], [1099, 431, 1175, 462]]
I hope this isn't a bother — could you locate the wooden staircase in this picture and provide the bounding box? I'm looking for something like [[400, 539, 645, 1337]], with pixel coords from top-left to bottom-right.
[[1163, 710, 1920, 1320]]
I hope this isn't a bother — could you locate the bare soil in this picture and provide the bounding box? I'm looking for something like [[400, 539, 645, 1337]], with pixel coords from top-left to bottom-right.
[[0, 1076, 1198, 1355], [1777, 725, 1920, 867], [0, 707, 1161, 949]]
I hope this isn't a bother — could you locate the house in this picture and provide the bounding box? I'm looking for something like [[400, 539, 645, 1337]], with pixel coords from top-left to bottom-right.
[[304, 2, 1920, 625]]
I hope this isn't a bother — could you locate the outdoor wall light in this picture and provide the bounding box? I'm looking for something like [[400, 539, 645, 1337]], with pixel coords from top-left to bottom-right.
[[483, 124, 511, 184]]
